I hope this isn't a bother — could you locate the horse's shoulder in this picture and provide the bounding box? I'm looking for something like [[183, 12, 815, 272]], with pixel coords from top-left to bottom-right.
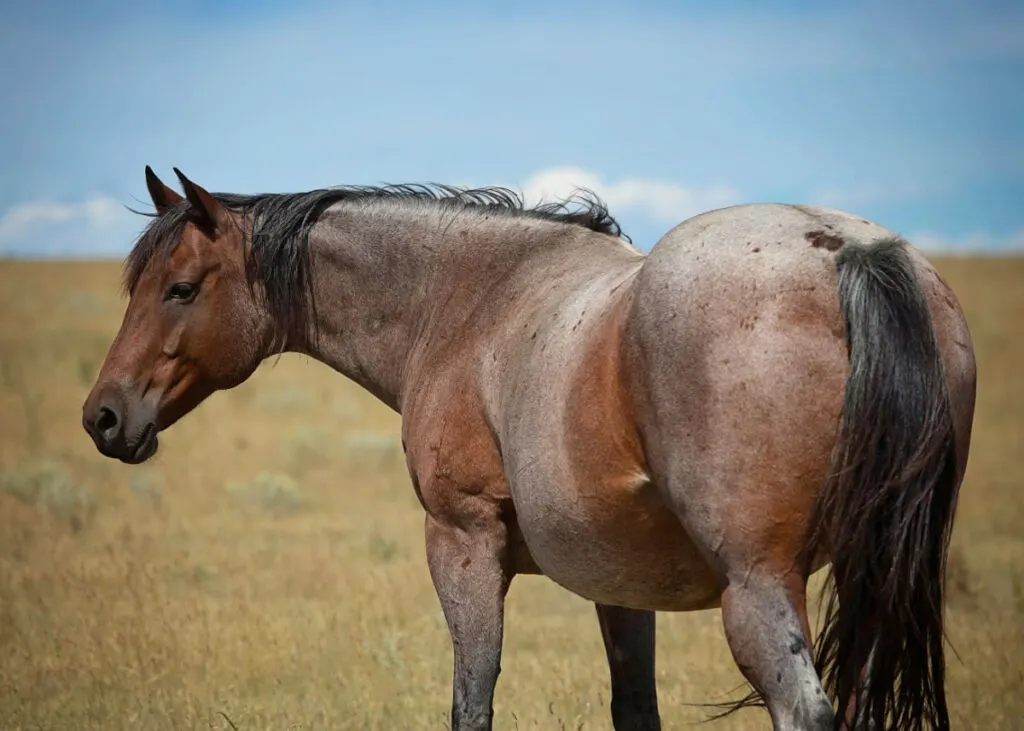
[[401, 366, 510, 515]]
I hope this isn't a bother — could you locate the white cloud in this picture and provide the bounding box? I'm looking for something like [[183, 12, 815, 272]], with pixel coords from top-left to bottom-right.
[[518, 166, 742, 225], [909, 228, 1024, 254], [0, 197, 125, 241], [0, 197, 138, 257]]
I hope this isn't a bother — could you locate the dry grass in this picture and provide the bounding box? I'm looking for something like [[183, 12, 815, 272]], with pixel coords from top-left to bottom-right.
[[0, 258, 1021, 730]]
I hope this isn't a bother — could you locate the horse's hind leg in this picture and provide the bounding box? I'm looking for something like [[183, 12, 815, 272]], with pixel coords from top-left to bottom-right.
[[720, 570, 834, 731], [595, 604, 661, 730]]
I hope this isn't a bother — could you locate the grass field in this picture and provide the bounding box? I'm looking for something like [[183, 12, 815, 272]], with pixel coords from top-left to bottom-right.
[[0, 257, 1021, 730]]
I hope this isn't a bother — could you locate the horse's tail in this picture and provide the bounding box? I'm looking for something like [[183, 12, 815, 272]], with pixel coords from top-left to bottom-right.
[[815, 236, 960, 730]]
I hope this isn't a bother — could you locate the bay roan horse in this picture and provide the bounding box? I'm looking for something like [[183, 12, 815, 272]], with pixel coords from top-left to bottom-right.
[[83, 167, 976, 731]]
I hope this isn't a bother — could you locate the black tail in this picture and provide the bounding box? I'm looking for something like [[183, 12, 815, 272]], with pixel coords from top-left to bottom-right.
[[814, 237, 960, 730]]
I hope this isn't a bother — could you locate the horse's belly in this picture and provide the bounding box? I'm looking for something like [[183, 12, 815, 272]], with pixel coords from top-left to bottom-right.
[[510, 477, 722, 612]]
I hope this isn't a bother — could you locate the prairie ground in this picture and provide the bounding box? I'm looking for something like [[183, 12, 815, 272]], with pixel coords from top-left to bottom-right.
[[0, 257, 1021, 730]]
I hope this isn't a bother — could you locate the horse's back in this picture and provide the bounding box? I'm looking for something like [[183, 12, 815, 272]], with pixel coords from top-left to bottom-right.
[[645, 201, 897, 267]]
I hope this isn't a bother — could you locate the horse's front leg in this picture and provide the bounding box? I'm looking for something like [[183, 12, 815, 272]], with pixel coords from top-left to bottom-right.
[[425, 510, 512, 731]]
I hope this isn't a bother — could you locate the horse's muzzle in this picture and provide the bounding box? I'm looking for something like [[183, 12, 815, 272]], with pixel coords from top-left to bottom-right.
[[82, 385, 159, 464]]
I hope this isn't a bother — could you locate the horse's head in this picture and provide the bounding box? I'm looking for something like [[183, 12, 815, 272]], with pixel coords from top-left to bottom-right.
[[82, 167, 270, 464]]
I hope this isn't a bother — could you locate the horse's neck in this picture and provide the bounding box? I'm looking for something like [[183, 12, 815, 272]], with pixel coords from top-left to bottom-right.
[[290, 202, 586, 412]]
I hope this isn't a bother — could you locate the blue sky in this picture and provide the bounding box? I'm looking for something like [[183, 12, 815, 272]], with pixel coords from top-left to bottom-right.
[[1, 0, 1021, 256]]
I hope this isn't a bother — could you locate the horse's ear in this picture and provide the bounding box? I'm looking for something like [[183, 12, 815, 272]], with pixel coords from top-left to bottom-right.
[[145, 166, 184, 215], [173, 167, 229, 232]]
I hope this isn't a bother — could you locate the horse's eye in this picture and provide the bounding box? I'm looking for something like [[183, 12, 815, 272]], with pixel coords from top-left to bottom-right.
[[166, 282, 197, 302]]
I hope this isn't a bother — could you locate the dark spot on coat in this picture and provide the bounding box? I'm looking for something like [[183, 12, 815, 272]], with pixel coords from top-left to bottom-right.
[[752, 247, 761, 253], [777, 672, 782, 683], [805, 230, 844, 251], [789, 632, 806, 655]]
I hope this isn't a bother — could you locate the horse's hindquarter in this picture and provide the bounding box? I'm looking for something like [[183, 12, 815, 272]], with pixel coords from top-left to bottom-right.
[[495, 254, 721, 612], [624, 205, 866, 580]]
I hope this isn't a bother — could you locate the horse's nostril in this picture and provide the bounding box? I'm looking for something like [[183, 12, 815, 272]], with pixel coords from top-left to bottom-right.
[[96, 405, 119, 438]]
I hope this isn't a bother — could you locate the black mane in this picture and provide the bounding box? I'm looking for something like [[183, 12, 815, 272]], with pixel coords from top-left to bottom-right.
[[124, 182, 628, 347]]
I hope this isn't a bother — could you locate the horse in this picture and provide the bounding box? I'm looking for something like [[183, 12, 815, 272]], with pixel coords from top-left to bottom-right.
[[82, 166, 976, 731]]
